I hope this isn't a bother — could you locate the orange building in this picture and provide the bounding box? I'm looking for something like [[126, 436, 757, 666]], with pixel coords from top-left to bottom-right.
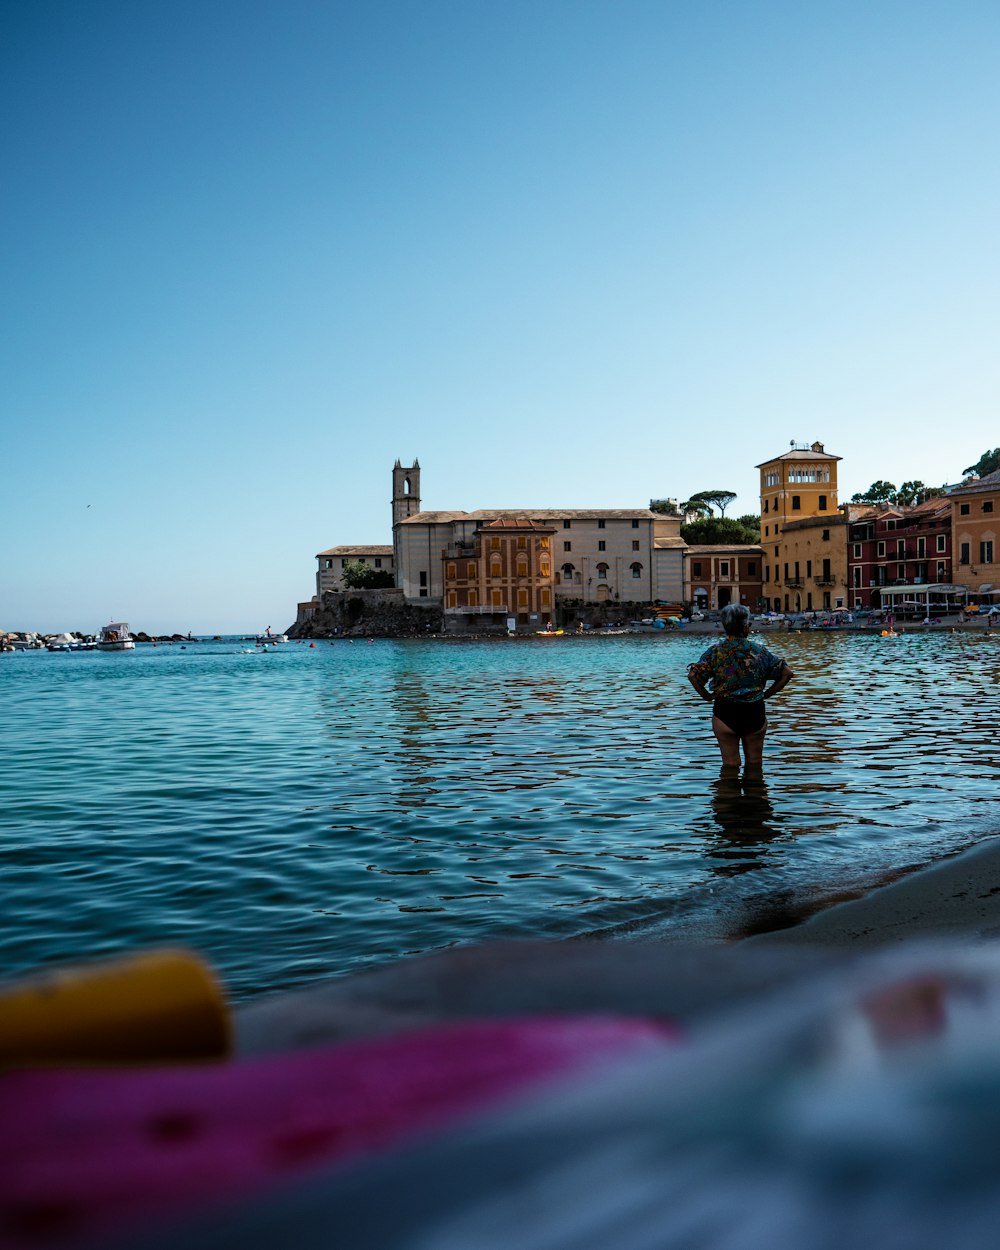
[[950, 467, 1000, 601], [757, 440, 842, 612], [442, 518, 557, 632]]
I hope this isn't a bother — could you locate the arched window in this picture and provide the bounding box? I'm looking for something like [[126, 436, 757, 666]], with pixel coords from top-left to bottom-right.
[[490, 558, 502, 578], [630, 562, 643, 578], [540, 562, 550, 577], [596, 562, 609, 578], [562, 563, 575, 577], [516, 560, 528, 577], [404, 477, 411, 495]]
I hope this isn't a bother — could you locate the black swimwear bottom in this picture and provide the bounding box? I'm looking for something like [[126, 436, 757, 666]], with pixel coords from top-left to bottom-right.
[[713, 697, 766, 736]]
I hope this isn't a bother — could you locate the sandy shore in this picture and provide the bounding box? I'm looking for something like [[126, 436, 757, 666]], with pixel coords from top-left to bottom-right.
[[746, 834, 1000, 948]]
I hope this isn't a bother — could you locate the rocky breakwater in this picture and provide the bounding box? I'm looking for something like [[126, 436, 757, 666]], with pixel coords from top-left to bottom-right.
[[289, 589, 442, 640]]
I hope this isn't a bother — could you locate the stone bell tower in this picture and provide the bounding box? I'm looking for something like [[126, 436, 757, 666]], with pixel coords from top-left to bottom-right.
[[392, 459, 421, 527], [392, 459, 421, 590]]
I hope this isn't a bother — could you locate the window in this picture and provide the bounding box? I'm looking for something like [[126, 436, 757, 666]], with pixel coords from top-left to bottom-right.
[[563, 541, 572, 552], [598, 540, 606, 551], [492, 589, 503, 608], [562, 563, 575, 576], [960, 542, 970, 565], [936, 535, 946, 553], [877, 541, 885, 557], [491, 536, 500, 549], [853, 544, 862, 559], [447, 562, 457, 579], [374, 558, 382, 568], [517, 536, 527, 548], [794, 561, 800, 581], [692, 561, 702, 577], [563, 520, 572, 529], [517, 589, 528, 608], [540, 563, 550, 577], [539, 537, 549, 549], [720, 561, 730, 577], [960, 503, 971, 516], [853, 568, 861, 587], [467, 589, 477, 606], [467, 562, 476, 578], [540, 588, 551, 607], [774, 524, 779, 534], [630, 562, 643, 578], [516, 560, 528, 577], [632, 520, 640, 528], [597, 519, 606, 529], [764, 525, 769, 537], [806, 560, 812, 577], [419, 571, 428, 587], [819, 495, 827, 510], [596, 562, 609, 577], [341, 558, 349, 568], [898, 564, 905, 579], [792, 495, 801, 511], [784, 562, 789, 580], [324, 559, 332, 569], [747, 561, 757, 575], [631, 540, 640, 551], [764, 500, 769, 513], [982, 541, 995, 564], [917, 538, 925, 558], [985, 502, 995, 514], [937, 562, 946, 580], [446, 591, 457, 608], [765, 566, 770, 582], [822, 530, 830, 541], [490, 558, 502, 577]]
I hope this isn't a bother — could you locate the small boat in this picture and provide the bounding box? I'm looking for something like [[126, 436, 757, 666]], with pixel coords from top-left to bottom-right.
[[98, 622, 136, 651], [46, 633, 76, 652], [535, 628, 564, 637]]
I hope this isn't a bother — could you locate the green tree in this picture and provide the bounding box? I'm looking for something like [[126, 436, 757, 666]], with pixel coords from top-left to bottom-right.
[[850, 480, 897, 504], [680, 516, 760, 545], [680, 496, 713, 518], [735, 513, 761, 539], [690, 489, 738, 517], [963, 448, 1000, 478], [649, 498, 679, 515], [341, 561, 395, 589]]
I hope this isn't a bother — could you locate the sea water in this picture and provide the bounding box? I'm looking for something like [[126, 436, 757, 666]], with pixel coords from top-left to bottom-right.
[[2, 633, 999, 1001]]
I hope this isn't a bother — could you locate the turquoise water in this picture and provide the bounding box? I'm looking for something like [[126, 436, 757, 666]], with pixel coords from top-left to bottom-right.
[[3, 633, 999, 1001]]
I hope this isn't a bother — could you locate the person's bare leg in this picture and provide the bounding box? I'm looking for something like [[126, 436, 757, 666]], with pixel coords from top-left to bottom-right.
[[712, 716, 743, 768], [741, 725, 767, 769]]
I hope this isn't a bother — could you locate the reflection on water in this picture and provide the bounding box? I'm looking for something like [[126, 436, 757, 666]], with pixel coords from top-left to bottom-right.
[[2, 632, 1000, 999], [707, 770, 782, 877]]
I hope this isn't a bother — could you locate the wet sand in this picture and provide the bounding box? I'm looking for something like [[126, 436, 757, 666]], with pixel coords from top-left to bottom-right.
[[746, 834, 1000, 948]]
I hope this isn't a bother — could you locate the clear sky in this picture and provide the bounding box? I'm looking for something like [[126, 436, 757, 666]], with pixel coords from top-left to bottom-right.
[[4, 0, 997, 633]]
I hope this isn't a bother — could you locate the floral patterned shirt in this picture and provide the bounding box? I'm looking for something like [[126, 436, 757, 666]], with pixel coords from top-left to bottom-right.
[[687, 637, 786, 703]]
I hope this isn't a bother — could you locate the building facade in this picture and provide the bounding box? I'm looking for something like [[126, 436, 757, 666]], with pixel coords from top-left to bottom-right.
[[315, 545, 395, 596], [950, 468, 1000, 600], [686, 546, 764, 611], [757, 441, 842, 611], [846, 498, 952, 610], [442, 517, 556, 632]]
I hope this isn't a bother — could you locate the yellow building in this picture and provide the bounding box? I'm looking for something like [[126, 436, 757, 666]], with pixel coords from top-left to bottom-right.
[[757, 441, 842, 612], [950, 467, 1000, 600]]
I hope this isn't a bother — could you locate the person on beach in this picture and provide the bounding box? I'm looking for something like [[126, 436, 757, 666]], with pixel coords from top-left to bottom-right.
[[687, 604, 793, 769]]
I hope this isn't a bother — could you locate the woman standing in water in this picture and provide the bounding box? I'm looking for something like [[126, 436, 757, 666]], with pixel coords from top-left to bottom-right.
[[687, 604, 793, 768]]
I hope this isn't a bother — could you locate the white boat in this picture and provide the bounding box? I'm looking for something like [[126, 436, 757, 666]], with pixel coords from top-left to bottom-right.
[[98, 622, 135, 651]]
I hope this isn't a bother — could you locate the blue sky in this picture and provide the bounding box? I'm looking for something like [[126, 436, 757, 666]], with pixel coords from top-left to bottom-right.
[[4, 0, 997, 633]]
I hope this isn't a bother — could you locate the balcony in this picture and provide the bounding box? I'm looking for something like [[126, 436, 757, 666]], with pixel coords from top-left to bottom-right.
[[815, 577, 836, 586], [443, 544, 477, 559], [785, 578, 803, 588]]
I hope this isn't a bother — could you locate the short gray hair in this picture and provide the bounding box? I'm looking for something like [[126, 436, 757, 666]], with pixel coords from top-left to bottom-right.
[[720, 604, 752, 635]]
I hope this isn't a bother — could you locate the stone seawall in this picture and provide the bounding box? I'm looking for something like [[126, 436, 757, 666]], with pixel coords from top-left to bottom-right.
[[289, 590, 443, 639]]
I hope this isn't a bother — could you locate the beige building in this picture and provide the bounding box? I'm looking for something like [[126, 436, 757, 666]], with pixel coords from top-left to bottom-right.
[[442, 517, 556, 632], [757, 441, 842, 612], [315, 545, 395, 596], [392, 461, 685, 610], [950, 467, 1000, 600]]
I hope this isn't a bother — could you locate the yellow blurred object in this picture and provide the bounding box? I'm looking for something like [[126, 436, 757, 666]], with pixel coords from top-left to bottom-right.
[[0, 948, 231, 1067]]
